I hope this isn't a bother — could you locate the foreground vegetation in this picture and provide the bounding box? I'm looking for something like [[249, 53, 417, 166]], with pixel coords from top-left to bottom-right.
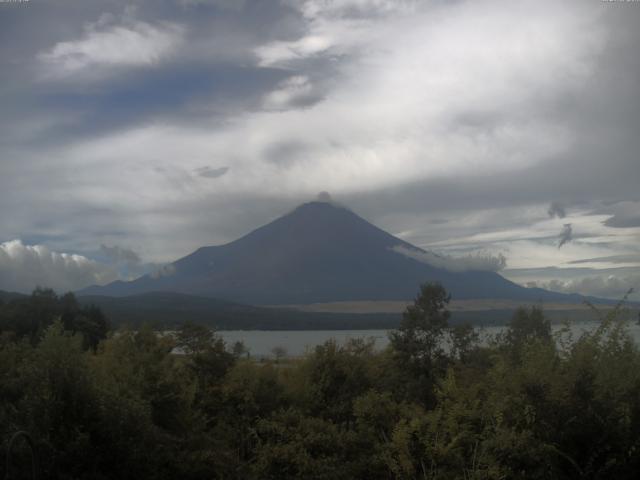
[[1, 286, 640, 479]]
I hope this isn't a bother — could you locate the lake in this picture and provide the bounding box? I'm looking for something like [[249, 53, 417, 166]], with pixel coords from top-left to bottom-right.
[[218, 321, 640, 357]]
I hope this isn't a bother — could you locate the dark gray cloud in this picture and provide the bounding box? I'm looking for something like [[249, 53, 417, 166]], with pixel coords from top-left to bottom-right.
[[342, 150, 640, 223], [558, 224, 573, 249], [263, 140, 310, 167], [591, 201, 640, 228], [316, 191, 333, 203], [604, 215, 640, 228], [100, 244, 141, 267], [548, 202, 566, 219], [150, 263, 176, 279], [194, 166, 230, 178]]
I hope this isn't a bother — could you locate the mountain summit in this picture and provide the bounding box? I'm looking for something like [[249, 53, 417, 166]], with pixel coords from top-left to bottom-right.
[[80, 201, 581, 304]]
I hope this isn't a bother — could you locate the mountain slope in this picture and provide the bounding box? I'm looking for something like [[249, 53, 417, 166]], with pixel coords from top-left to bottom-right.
[[79, 201, 585, 304]]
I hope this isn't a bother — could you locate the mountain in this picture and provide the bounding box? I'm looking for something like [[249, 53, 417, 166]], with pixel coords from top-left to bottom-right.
[[79, 201, 586, 305]]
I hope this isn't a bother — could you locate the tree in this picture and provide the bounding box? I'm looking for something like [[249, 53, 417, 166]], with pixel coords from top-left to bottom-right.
[[448, 323, 479, 362], [389, 282, 451, 405], [232, 340, 249, 358], [271, 345, 288, 363], [0, 289, 108, 349], [176, 321, 216, 355], [291, 338, 377, 424], [176, 322, 233, 389], [391, 283, 451, 358], [505, 305, 551, 352]]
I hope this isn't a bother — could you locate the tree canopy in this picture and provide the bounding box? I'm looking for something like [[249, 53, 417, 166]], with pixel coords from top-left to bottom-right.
[[2, 285, 640, 479]]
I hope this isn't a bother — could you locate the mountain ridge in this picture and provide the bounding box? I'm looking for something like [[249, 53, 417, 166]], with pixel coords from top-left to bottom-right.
[[78, 201, 589, 305]]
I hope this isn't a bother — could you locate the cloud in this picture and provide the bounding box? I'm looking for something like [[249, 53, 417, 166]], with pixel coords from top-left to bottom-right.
[[253, 1, 417, 67], [57, 0, 602, 208], [100, 244, 141, 268], [179, 0, 247, 9], [548, 201, 566, 219], [194, 166, 230, 179], [392, 245, 507, 273], [0, 240, 117, 293], [536, 274, 640, 300], [1, 0, 639, 281], [299, 0, 414, 18], [568, 254, 640, 265], [150, 263, 176, 279], [261, 75, 322, 111], [558, 224, 573, 248], [604, 216, 640, 228], [38, 10, 184, 78], [263, 141, 310, 167], [255, 36, 332, 67], [317, 191, 333, 202], [596, 200, 640, 228]]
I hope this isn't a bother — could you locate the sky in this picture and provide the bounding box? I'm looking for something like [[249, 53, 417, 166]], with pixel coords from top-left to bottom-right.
[[0, 0, 639, 299]]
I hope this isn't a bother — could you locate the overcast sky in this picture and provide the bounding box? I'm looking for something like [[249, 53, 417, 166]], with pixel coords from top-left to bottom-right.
[[1, 0, 639, 299]]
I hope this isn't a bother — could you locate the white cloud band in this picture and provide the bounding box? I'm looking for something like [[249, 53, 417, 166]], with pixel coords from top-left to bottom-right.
[[0, 240, 117, 293], [392, 245, 507, 273], [38, 11, 184, 78]]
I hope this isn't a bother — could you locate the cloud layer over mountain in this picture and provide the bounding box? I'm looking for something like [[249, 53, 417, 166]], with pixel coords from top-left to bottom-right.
[[0, 240, 117, 293], [392, 246, 507, 273]]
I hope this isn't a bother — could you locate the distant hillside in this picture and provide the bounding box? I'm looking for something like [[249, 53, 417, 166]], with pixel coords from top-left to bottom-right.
[[77, 292, 635, 330], [0, 290, 27, 303], [78, 291, 401, 330], [4, 289, 632, 331], [80, 201, 588, 305]]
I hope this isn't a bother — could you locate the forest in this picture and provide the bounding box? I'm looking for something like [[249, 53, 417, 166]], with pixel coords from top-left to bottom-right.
[[1, 285, 640, 479]]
